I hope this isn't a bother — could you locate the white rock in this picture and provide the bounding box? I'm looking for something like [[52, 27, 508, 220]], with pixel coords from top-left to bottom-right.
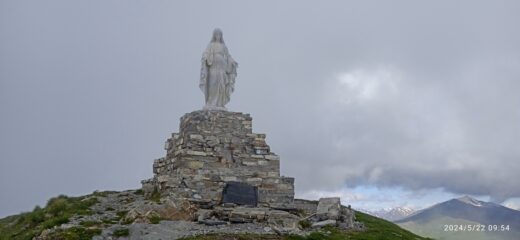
[[312, 219, 337, 228]]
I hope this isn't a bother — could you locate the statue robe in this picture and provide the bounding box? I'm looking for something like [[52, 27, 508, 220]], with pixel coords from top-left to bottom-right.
[[200, 42, 237, 110]]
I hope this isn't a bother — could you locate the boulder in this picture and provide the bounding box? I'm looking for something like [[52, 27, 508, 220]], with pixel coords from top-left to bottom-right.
[[267, 210, 300, 233], [312, 219, 337, 228], [196, 209, 213, 222]]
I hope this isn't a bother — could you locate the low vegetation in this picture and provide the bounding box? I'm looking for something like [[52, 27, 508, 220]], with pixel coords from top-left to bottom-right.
[[298, 219, 312, 229], [147, 188, 162, 203], [148, 215, 165, 224], [112, 227, 130, 237], [0, 194, 99, 240], [39, 227, 102, 240]]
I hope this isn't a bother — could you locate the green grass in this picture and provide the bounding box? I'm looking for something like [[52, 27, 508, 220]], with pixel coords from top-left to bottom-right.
[[148, 215, 164, 224], [0, 195, 99, 240], [40, 226, 102, 240], [344, 211, 433, 239], [299, 219, 312, 229], [113, 227, 130, 237], [147, 188, 162, 203], [116, 210, 128, 219], [79, 220, 102, 227], [180, 211, 432, 240]]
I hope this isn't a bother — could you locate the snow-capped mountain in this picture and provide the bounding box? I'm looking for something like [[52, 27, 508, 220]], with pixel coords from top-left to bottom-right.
[[395, 196, 520, 240], [361, 207, 416, 221]]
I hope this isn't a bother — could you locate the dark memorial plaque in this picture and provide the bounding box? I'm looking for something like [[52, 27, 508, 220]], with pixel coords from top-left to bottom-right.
[[222, 182, 258, 206]]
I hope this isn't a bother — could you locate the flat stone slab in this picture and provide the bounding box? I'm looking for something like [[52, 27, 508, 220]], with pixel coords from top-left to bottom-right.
[[222, 182, 258, 206], [317, 197, 341, 220]]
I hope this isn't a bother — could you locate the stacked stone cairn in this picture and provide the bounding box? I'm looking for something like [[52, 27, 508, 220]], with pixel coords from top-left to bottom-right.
[[141, 110, 362, 233]]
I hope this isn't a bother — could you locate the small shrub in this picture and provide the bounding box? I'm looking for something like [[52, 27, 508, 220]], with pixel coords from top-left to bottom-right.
[[102, 217, 119, 224], [147, 188, 161, 203], [27, 206, 46, 225], [298, 219, 312, 229], [116, 210, 128, 219], [295, 208, 307, 217], [47, 196, 69, 216], [45, 226, 102, 240], [121, 218, 134, 225], [79, 220, 101, 227], [134, 189, 144, 195], [113, 227, 130, 237], [92, 190, 108, 197], [148, 215, 163, 224], [41, 215, 70, 229]]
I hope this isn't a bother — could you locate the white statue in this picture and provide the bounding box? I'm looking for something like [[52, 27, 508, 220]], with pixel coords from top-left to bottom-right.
[[199, 28, 238, 111]]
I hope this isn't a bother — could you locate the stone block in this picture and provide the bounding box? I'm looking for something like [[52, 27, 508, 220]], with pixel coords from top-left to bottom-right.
[[189, 134, 204, 141], [186, 161, 204, 169], [258, 160, 269, 165], [230, 207, 268, 221], [246, 177, 263, 183], [317, 197, 341, 220], [267, 210, 300, 232], [242, 161, 258, 166], [186, 150, 207, 156], [164, 140, 171, 150], [222, 176, 238, 182], [264, 155, 280, 161], [312, 219, 337, 228]]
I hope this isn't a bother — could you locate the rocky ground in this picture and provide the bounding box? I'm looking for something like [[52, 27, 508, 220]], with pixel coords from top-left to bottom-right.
[[23, 189, 360, 240], [97, 221, 275, 240], [0, 189, 433, 240]]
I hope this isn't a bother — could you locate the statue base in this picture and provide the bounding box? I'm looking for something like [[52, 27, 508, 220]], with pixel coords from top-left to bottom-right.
[[141, 110, 295, 207], [202, 105, 227, 111]]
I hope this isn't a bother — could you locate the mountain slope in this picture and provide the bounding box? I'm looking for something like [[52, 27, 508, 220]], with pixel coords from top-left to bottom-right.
[[396, 196, 520, 240]]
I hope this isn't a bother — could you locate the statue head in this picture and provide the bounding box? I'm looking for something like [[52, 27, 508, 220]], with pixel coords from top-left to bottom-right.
[[211, 28, 224, 43]]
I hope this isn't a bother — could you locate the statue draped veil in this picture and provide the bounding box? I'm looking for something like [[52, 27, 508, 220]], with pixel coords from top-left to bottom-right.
[[199, 29, 238, 110]]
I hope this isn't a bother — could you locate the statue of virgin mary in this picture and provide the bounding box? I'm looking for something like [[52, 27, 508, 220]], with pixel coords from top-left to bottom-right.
[[199, 28, 238, 111]]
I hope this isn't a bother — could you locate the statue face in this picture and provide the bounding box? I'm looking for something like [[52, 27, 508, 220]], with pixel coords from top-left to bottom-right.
[[213, 29, 223, 42]]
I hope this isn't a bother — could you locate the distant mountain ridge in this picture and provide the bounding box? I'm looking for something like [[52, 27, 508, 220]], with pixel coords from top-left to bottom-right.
[[396, 196, 520, 240], [361, 207, 416, 221]]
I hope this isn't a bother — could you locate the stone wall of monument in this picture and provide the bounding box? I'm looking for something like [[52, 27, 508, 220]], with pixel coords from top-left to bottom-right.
[[142, 110, 295, 207]]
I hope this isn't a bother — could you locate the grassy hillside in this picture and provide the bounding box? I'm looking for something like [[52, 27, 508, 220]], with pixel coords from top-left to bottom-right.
[[0, 193, 431, 240], [0, 194, 102, 240]]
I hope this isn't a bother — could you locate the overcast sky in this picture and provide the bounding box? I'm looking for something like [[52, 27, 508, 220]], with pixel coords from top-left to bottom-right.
[[1, 0, 520, 217]]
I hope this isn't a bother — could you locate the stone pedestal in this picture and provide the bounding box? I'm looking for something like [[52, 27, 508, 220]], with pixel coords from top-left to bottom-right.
[[141, 110, 294, 207]]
